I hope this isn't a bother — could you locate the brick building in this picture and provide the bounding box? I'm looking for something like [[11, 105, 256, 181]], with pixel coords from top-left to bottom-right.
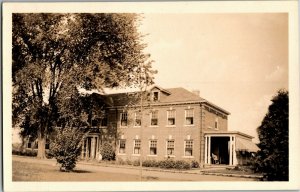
[[80, 85, 259, 166]]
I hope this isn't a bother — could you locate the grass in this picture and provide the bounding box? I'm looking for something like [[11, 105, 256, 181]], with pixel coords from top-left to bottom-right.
[[202, 166, 262, 176], [12, 160, 166, 181]]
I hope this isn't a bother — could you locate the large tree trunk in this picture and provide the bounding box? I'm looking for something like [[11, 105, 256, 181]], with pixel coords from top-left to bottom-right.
[[37, 129, 46, 159]]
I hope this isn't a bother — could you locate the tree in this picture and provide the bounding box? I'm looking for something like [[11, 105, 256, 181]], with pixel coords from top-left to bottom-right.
[[49, 127, 84, 172], [254, 90, 289, 181], [12, 13, 156, 158]]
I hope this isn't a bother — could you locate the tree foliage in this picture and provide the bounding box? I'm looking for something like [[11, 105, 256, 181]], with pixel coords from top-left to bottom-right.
[[49, 127, 84, 172], [12, 13, 156, 158], [254, 90, 289, 181]]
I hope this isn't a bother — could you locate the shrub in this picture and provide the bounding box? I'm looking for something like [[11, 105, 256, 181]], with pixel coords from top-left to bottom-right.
[[12, 148, 37, 157], [143, 160, 158, 167], [159, 159, 176, 169], [191, 160, 199, 168], [133, 160, 140, 166], [174, 160, 191, 170], [49, 127, 84, 172], [100, 142, 115, 161], [116, 158, 125, 165], [125, 158, 132, 165]]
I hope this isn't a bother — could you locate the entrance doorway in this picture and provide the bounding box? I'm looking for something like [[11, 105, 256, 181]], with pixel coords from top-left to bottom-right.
[[211, 137, 230, 165]]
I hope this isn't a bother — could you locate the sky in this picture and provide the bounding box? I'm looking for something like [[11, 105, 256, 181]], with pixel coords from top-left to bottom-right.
[[137, 13, 288, 142]]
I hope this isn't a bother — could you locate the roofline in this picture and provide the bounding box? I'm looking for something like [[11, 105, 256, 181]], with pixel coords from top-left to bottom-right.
[[150, 85, 171, 95], [204, 131, 254, 139], [106, 100, 203, 109], [201, 100, 230, 115]]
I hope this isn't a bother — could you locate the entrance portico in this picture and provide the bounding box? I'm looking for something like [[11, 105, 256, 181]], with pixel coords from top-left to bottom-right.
[[204, 131, 259, 166], [81, 134, 100, 160]]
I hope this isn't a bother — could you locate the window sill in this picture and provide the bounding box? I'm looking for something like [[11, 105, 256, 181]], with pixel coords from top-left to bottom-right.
[[120, 126, 128, 128], [117, 153, 127, 156], [184, 124, 195, 127], [132, 154, 141, 156], [165, 155, 175, 158], [147, 155, 158, 157], [133, 126, 141, 128], [149, 125, 159, 128], [182, 156, 194, 158], [166, 125, 176, 128]]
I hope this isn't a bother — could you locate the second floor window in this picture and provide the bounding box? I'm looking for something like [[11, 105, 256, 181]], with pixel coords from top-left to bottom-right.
[[133, 139, 141, 154], [167, 110, 176, 125], [215, 118, 219, 129], [134, 112, 141, 127], [185, 109, 194, 125], [101, 116, 108, 127], [149, 140, 157, 155], [120, 112, 128, 127], [150, 110, 158, 126]]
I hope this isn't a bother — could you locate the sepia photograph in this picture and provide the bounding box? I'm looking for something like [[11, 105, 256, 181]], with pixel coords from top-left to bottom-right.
[[2, 1, 299, 191]]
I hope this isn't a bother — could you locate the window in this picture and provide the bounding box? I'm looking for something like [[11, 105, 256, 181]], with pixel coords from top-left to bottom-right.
[[101, 116, 108, 127], [150, 110, 158, 126], [167, 110, 176, 125], [27, 142, 31, 148], [134, 112, 141, 127], [119, 140, 126, 154], [133, 139, 141, 154], [185, 109, 194, 125], [185, 140, 193, 156], [167, 140, 175, 156], [149, 140, 157, 155], [91, 119, 99, 127], [153, 91, 159, 101], [120, 112, 128, 127], [215, 118, 218, 129]]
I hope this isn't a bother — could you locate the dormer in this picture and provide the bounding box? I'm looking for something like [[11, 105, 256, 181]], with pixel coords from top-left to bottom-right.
[[150, 85, 171, 102]]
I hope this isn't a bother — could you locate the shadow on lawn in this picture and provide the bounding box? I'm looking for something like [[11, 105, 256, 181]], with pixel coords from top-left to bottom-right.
[[72, 170, 92, 173]]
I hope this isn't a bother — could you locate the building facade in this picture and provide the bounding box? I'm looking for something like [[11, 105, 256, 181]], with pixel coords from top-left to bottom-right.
[[80, 85, 259, 166]]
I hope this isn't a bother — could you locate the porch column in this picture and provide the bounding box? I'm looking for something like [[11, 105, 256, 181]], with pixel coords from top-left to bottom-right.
[[229, 136, 233, 165], [208, 136, 211, 165], [204, 136, 208, 164], [95, 137, 98, 159], [85, 137, 90, 159], [81, 138, 85, 159], [232, 136, 237, 165], [91, 137, 95, 159]]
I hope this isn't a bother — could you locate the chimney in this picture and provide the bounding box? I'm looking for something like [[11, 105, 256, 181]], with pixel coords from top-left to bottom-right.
[[192, 90, 200, 96]]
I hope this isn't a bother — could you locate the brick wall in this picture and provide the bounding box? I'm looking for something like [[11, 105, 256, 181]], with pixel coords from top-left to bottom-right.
[[114, 103, 202, 162]]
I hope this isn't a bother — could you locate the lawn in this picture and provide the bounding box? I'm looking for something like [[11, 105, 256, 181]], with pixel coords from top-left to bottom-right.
[[202, 167, 262, 177], [12, 160, 161, 181]]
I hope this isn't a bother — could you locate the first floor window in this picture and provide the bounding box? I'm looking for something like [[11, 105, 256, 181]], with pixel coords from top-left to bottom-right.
[[167, 110, 176, 125], [167, 140, 175, 156], [120, 112, 128, 127], [119, 140, 126, 154], [133, 139, 141, 154], [150, 110, 158, 126], [185, 140, 193, 156], [149, 140, 157, 155], [185, 109, 194, 125]]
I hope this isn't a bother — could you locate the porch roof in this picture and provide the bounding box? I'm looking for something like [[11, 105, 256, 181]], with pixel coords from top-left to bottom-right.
[[236, 137, 260, 152], [204, 131, 254, 139]]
